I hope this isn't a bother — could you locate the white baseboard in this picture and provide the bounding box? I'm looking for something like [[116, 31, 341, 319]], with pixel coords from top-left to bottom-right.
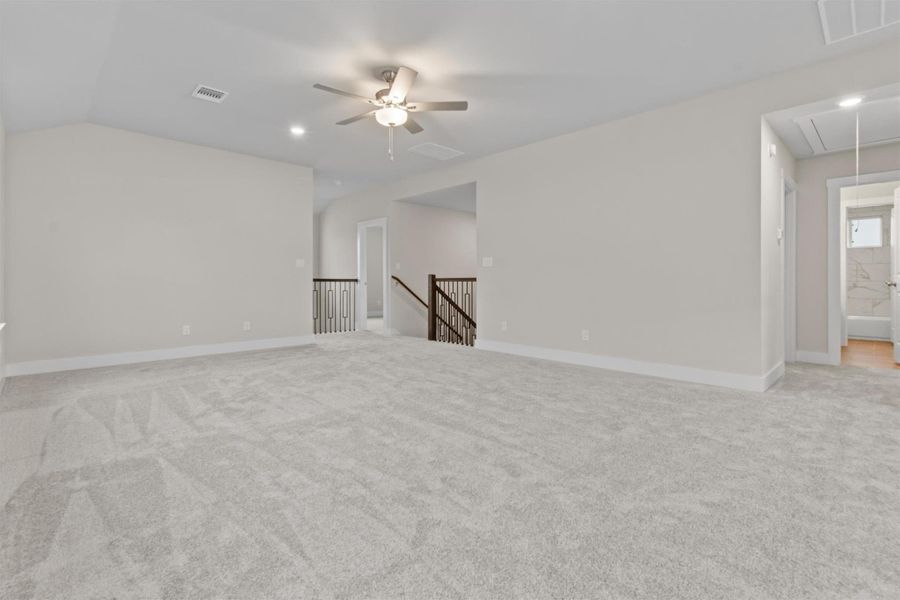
[[762, 361, 785, 390], [847, 316, 891, 341], [795, 350, 837, 365], [474, 339, 780, 392], [5, 335, 316, 377]]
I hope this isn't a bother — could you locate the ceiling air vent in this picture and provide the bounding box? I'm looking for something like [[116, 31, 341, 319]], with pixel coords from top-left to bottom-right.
[[192, 85, 228, 104], [817, 0, 900, 44], [408, 142, 464, 161]]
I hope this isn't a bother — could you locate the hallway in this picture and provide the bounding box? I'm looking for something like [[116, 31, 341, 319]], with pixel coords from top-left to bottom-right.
[[842, 339, 899, 370]]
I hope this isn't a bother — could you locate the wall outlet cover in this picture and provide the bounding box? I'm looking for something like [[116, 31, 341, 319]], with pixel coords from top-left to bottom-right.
[[182, 325, 191, 336], [500, 320, 508, 331], [243, 321, 251, 331], [482, 257, 494, 267]]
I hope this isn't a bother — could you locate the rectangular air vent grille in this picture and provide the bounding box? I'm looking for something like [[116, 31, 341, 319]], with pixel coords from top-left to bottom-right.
[[817, 0, 900, 44], [408, 142, 464, 161], [192, 85, 228, 103]]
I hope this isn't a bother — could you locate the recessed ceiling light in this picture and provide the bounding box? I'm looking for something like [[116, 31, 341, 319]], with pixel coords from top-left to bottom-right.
[[290, 126, 305, 136], [838, 97, 863, 108]]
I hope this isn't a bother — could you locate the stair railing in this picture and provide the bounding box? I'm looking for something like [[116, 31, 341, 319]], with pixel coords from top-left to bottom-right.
[[313, 278, 357, 334], [428, 275, 477, 346], [392, 275, 474, 344]]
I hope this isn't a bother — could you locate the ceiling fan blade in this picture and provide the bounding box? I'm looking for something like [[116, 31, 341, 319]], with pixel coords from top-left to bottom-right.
[[407, 101, 468, 112], [336, 110, 375, 125], [403, 117, 424, 134], [387, 66, 417, 102], [313, 83, 373, 103]]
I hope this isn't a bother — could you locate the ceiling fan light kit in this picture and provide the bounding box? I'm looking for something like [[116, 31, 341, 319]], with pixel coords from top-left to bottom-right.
[[314, 66, 468, 160], [375, 105, 408, 127]]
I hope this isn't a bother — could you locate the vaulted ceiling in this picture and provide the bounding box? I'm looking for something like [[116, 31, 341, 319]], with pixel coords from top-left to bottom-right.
[[2, 1, 898, 209]]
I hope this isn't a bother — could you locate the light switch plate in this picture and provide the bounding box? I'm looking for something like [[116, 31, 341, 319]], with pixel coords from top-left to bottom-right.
[[295, 258, 306, 268], [482, 257, 494, 267], [243, 321, 251, 331], [581, 329, 590, 341], [500, 320, 508, 331], [182, 325, 191, 336]]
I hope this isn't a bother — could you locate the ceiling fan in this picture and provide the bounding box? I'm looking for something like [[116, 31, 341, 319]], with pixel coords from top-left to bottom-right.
[[313, 66, 468, 159]]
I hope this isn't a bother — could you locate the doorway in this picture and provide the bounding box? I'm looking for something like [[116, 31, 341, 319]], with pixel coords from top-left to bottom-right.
[[783, 176, 797, 363], [827, 171, 900, 368], [357, 218, 389, 333]]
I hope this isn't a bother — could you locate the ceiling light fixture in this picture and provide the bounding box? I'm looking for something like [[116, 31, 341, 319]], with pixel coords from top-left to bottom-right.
[[838, 96, 863, 108], [375, 106, 408, 127], [290, 126, 305, 136]]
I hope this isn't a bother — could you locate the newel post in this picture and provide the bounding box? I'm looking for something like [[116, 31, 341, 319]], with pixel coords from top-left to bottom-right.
[[427, 274, 437, 341]]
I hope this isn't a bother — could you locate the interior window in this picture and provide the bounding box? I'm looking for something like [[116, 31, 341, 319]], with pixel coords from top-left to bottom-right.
[[847, 216, 882, 248]]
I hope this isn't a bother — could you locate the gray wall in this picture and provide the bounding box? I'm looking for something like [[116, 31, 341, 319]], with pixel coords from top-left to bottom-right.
[[6, 123, 314, 365]]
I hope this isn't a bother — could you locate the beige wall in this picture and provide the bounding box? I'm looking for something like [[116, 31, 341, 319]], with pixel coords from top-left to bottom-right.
[[795, 142, 900, 353], [391, 202, 476, 337], [319, 197, 477, 337], [0, 111, 6, 382], [760, 119, 796, 373], [6, 123, 314, 364], [319, 41, 899, 383]]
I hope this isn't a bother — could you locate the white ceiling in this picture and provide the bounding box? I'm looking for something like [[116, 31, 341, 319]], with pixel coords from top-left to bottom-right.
[[2, 1, 898, 210], [767, 83, 900, 158], [398, 183, 476, 214]]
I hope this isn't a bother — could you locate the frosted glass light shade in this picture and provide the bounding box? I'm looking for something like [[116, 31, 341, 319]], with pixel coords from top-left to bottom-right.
[[375, 106, 408, 127]]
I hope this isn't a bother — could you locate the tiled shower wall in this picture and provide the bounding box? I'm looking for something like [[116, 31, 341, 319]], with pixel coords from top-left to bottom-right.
[[846, 204, 893, 317]]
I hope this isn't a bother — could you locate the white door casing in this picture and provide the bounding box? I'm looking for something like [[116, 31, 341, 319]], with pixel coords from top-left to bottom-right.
[[893, 188, 900, 363], [356, 218, 390, 334]]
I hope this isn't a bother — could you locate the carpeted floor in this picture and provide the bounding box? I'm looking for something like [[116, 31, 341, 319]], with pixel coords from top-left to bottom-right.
[[1, 333, 898, 599]]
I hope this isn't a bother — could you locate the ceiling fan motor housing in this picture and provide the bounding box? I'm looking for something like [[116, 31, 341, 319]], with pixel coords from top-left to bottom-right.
[[374, 88, 392, 104]]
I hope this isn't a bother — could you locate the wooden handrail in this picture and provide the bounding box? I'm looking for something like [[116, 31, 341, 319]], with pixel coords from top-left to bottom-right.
[[313, 278, 358, 282], [391, 275, 427, 308], [434, 287, 477, 328], [435, 277, 476, 282], [394, 275, 466, 340]]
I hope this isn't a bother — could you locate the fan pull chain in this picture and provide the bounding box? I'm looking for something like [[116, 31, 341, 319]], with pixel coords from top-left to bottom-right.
[[388, 126, 395, 161], [854, 111, 859, 207]]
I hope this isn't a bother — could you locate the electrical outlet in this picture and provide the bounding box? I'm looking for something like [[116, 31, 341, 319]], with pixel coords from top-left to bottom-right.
[[243, 321, 251, 331], [182, 325, 191, 336], [500, 320, 508, 331], [482, 256, 494, 268], [581, 329, 590, 341]]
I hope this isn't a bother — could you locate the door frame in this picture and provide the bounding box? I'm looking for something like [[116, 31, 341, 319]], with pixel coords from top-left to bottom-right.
[[356, 217, 390, 333], [783, 175, 798, 363], [826, 169, 900, 365]]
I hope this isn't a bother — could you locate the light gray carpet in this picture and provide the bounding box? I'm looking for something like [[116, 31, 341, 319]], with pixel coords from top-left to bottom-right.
[[1, 333, 899, 599]]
